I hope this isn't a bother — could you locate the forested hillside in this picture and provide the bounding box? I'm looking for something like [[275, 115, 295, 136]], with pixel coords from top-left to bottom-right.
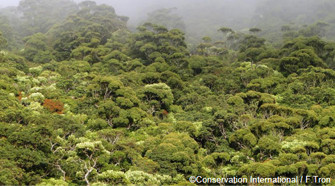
[[1, 0, 335, 185]]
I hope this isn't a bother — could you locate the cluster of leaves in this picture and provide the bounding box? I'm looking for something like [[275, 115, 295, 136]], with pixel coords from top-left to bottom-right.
[[43, 99, 64, 114], [1, 0, 335, 185]]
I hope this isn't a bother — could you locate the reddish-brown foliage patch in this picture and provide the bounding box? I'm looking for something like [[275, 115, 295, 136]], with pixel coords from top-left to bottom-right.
[[162, 109, 169, 116], [18, 91, 22, 101], [43, 99, 64, 114]]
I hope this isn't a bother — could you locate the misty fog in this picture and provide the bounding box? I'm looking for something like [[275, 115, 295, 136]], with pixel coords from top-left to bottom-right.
[[1, 0, 335, 44], [0, 0, 21, 7], [76, 0, 261, 36], [75, 0, 335, 43]]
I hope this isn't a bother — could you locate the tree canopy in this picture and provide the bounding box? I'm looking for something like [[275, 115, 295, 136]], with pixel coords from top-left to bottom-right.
[[0, 0, 335, 185]]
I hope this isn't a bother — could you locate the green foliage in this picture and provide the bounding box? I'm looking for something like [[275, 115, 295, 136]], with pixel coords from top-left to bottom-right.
[[239, 162, 276, 177], [145, 132, 200, 176], [0, 31, 7, 49], [37, 178, 68, 186], [280, 49, 326, 75], [22, 33, 54, 63], [131, 23, 188, 66], [49, 1, 127, 61], [17, 0, 78, 36], [0, 159, 24, 185], [1, 1, 335, 184], [141, 83, 174, 114], [0, 16, 17, 49]]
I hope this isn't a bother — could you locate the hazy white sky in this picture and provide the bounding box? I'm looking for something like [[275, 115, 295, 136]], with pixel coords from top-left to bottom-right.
[[0, 0, 259, 30], [0, 0, 185, 24], [0, 0, 20, 7]]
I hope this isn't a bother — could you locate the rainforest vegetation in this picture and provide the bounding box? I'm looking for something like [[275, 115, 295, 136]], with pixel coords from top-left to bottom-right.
[[1, 0, 335, 185]]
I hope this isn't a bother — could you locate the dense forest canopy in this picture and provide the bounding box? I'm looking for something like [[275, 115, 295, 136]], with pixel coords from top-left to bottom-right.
[[1, 0, 335, 185]]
